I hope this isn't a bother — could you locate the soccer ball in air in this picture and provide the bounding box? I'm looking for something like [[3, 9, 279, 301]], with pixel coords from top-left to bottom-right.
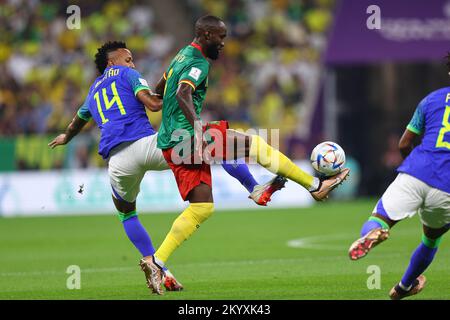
[[310, 141, 346, 177]]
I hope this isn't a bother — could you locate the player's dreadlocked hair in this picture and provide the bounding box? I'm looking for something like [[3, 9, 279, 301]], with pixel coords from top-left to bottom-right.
[[94, 41, 127, 74]]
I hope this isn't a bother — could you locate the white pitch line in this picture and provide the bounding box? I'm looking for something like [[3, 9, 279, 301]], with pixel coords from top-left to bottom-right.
[[286, 233, 351, 250]]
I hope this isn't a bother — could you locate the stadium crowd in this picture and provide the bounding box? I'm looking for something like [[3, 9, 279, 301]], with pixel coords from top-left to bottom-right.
[[0, 0, 335, 169]]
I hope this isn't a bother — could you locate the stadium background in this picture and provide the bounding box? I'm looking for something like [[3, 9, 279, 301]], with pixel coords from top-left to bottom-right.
[[3, 0, 450, 198], [0, 0, 449, 300]]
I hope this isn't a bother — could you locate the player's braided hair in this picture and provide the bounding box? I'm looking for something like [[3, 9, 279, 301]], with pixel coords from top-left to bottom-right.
[[94, 41, 127, 74]]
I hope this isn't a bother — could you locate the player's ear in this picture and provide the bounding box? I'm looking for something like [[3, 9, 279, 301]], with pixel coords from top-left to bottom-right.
[[205, 31, 210, 40]]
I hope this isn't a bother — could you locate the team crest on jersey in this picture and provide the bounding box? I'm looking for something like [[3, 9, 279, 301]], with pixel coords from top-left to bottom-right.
[[188, 67, 202, 81]]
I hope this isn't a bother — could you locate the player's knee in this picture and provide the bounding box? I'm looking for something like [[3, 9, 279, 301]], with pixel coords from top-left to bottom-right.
[[112, 193, 136, 213], [190, 202, 214, 224]]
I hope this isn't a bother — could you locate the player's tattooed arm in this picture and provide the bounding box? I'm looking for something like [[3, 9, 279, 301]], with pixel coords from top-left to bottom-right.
[[136, 89, 163, 112], [176, 83, 199, 128], [398, 129, 420, 159], [48, 115, 88, 148]]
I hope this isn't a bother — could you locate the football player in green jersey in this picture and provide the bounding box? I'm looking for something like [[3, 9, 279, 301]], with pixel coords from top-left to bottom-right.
[[140, 15, 350, 295]]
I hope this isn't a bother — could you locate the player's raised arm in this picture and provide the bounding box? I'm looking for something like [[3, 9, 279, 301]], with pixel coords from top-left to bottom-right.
[[48, 114, 88, 148]]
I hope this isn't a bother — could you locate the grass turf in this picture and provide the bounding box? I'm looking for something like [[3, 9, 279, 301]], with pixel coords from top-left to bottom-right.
[[0, 199, 448, 300]]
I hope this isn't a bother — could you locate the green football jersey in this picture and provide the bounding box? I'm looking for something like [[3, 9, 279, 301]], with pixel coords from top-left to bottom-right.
[[157, 43, 210, 150]]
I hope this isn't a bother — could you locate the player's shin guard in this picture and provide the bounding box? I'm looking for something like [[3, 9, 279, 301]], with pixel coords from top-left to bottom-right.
[[120, 212, 156, 257], [155, 203, 214, 264], [399, 235, 441, 290], [249, 135, 319, 191]]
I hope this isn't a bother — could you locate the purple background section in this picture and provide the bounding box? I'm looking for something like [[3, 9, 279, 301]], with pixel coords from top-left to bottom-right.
[[325, 0, 450, 65]]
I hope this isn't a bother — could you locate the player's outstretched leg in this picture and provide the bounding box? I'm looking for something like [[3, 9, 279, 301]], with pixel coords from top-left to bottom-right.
[[204, 123, 348, 201], [245, 133, 349, 201], [221, 160, 287, 206], [348, 199, 395, 260], [389, 224, 448, 300]]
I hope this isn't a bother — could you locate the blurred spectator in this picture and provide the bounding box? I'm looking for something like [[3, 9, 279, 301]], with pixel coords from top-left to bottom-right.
[[0, 0, 176, 169]]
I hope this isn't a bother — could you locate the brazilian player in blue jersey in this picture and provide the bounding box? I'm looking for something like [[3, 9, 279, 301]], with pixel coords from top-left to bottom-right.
[[49, 41, 286, 293], [348, 66, 450, 299]]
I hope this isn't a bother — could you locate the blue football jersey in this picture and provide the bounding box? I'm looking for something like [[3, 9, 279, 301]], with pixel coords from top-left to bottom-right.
[[397, 87, 450, 193], [77, 66, 156, 159]]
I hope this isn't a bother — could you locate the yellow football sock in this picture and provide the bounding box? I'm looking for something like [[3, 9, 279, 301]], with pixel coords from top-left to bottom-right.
[[155, 202, 214, 264], [249, 135, 317, 190]]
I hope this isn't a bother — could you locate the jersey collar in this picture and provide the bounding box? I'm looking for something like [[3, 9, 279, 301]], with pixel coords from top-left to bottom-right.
[[190, 42, 207, 59]]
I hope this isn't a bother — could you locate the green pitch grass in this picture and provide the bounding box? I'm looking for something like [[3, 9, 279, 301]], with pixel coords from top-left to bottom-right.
[[0, 199, 449, 300]]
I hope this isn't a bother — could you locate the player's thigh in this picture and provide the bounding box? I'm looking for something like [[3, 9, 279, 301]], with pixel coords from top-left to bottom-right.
[[374, 173, 426, 221], [143, 133, 170, 171], [419, 188, 450, 229], [108, 143, 146, 203]]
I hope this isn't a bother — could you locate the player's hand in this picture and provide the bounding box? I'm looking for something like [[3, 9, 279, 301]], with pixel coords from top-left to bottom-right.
[[48, 134, 68, 149], [151, 98, 163, 111], [202, 140, 213, 164], [192, 136, 205, 163]]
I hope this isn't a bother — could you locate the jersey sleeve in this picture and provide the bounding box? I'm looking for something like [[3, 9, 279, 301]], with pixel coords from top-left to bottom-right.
[[178, 59, 209, 90], [125, 68, 150, 96], [76, 95, 91, 121], [407, 97, 426, 135]]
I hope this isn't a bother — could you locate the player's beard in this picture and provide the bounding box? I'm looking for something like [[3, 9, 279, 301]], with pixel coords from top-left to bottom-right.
[[206, 43, 220, 60]]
